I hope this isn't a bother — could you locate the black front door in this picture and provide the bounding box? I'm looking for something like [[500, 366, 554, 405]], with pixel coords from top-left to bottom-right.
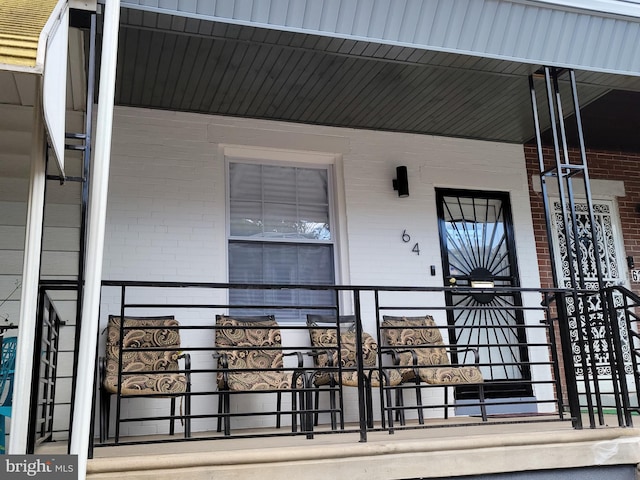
[[436, 188, 532, 399]]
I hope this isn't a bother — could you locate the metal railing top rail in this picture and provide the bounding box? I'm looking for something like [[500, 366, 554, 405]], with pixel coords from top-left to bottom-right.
[[90, 280, 590, 449], [606, 284, 640, 303], [101, 279, 585, 295]]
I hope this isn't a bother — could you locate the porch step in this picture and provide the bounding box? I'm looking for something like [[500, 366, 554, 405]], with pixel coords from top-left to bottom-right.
[[84, 424, 640, 480]]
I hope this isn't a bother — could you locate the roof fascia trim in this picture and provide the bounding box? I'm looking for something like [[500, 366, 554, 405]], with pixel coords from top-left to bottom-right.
[[36, 0, 69, 73], [522, 0, 640, 18]]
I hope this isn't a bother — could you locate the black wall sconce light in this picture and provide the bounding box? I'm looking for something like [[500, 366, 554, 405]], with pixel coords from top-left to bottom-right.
[[393, 166, 409, 198]]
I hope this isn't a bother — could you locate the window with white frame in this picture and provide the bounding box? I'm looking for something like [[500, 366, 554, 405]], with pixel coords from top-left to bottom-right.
[[227, 160, 336, 321]]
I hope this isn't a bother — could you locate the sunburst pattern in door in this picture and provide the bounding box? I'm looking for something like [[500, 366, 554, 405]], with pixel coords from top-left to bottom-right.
[[439, 192, 528, 383]]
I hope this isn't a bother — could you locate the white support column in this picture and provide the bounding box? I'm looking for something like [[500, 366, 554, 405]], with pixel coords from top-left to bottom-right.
[[70, 0, 120, 477], [9, 77, 46, 454]]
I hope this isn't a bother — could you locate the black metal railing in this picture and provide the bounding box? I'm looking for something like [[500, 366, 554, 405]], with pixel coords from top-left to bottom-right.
[[92, 280, 636, 448], [602, 286, 640, 426], [28, 282, 74, 451], [545, 285, 640, 430]]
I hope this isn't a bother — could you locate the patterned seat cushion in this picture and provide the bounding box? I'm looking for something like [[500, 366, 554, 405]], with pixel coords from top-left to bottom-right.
[[381, 315, 483, 385], [309, 325, 401, 387], [418, 365, 483, 384], [215, 316, 304, 391], [339, 367, 402, 387], [103, 316, 188, 396]]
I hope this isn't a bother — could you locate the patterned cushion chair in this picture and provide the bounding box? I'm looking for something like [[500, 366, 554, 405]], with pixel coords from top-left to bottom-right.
[[99, 315, 191, 443], [381, 315, 486, 424], [307, 314, 401, 430], [214, 315, 307, 436]]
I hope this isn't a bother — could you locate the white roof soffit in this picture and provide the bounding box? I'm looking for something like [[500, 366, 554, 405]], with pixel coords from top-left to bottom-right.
[[0, 0, 69, 175], [121, 0, 640, 77]]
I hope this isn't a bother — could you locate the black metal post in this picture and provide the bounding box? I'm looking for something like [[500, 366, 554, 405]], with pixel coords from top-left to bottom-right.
[[542, 300, 565, 420], [568, 69, 611, 427], [335, 289, 345, 430], [353, 290, 367, 443], [528, 75, 561, 290], [555, 292, 582, 429], [569, 69, 605, 292], [536, 67, 597, 425], [373, 289, 392, 433], [114, 285, 126, 443]]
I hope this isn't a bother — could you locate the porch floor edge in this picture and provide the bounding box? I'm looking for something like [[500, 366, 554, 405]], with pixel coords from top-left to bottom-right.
[[84, 426, 640, 480]]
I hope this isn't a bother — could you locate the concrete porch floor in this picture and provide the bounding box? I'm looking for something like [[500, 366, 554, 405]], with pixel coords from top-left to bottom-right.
[[38, 416, 640, 480]]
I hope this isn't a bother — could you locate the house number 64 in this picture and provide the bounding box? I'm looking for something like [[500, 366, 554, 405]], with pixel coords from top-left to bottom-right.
[[401, 230, 420, 255]]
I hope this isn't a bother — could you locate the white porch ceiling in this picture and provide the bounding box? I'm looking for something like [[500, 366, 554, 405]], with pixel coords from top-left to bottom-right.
[[104, 6, 640, 150], [120, 0, 640, 77]]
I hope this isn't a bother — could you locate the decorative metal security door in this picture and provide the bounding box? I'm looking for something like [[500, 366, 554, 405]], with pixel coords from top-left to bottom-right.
[[551, 199, 633, 381], [436, 189, 532, 398]]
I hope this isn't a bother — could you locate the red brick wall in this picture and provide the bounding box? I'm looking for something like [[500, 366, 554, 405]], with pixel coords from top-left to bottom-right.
[[525, 145, 640, 407], [525, 145, 640, 295]]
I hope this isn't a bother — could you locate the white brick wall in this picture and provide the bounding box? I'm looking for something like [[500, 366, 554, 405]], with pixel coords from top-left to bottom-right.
[[106, 107, 538, 289], [98, 106, 551, 436]]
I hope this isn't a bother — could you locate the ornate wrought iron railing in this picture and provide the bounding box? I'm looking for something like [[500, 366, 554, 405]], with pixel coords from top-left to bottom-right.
[[601, 286, 640, 426]]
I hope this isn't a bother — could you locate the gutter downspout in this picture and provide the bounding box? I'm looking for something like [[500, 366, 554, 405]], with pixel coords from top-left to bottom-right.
[[69, 1, 120, 477], [8, 76, 46, 454]]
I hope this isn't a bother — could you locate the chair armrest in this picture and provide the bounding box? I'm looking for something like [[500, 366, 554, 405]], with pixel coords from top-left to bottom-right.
[[98, 356, 107, 385], [366, 366, 392, 384], [306, 349, 338, 390], [307, 350, 327, 358], [310, 348, 338, 368], [382, 347, 422, 382], [307, 349, 335, 366], [178, 353, 192, 387], [445, 346, 480, 365], [381, 348, 416, 366], [211, 352, 229, 389], [211, 352, 228, 368], [392, 348, 420, 367], [283, 351, 305, 368]]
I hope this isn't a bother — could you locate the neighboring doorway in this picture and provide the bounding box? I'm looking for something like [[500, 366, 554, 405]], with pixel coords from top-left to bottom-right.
[[436, 188, 533, 410], [549, 198, 633, 391]]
